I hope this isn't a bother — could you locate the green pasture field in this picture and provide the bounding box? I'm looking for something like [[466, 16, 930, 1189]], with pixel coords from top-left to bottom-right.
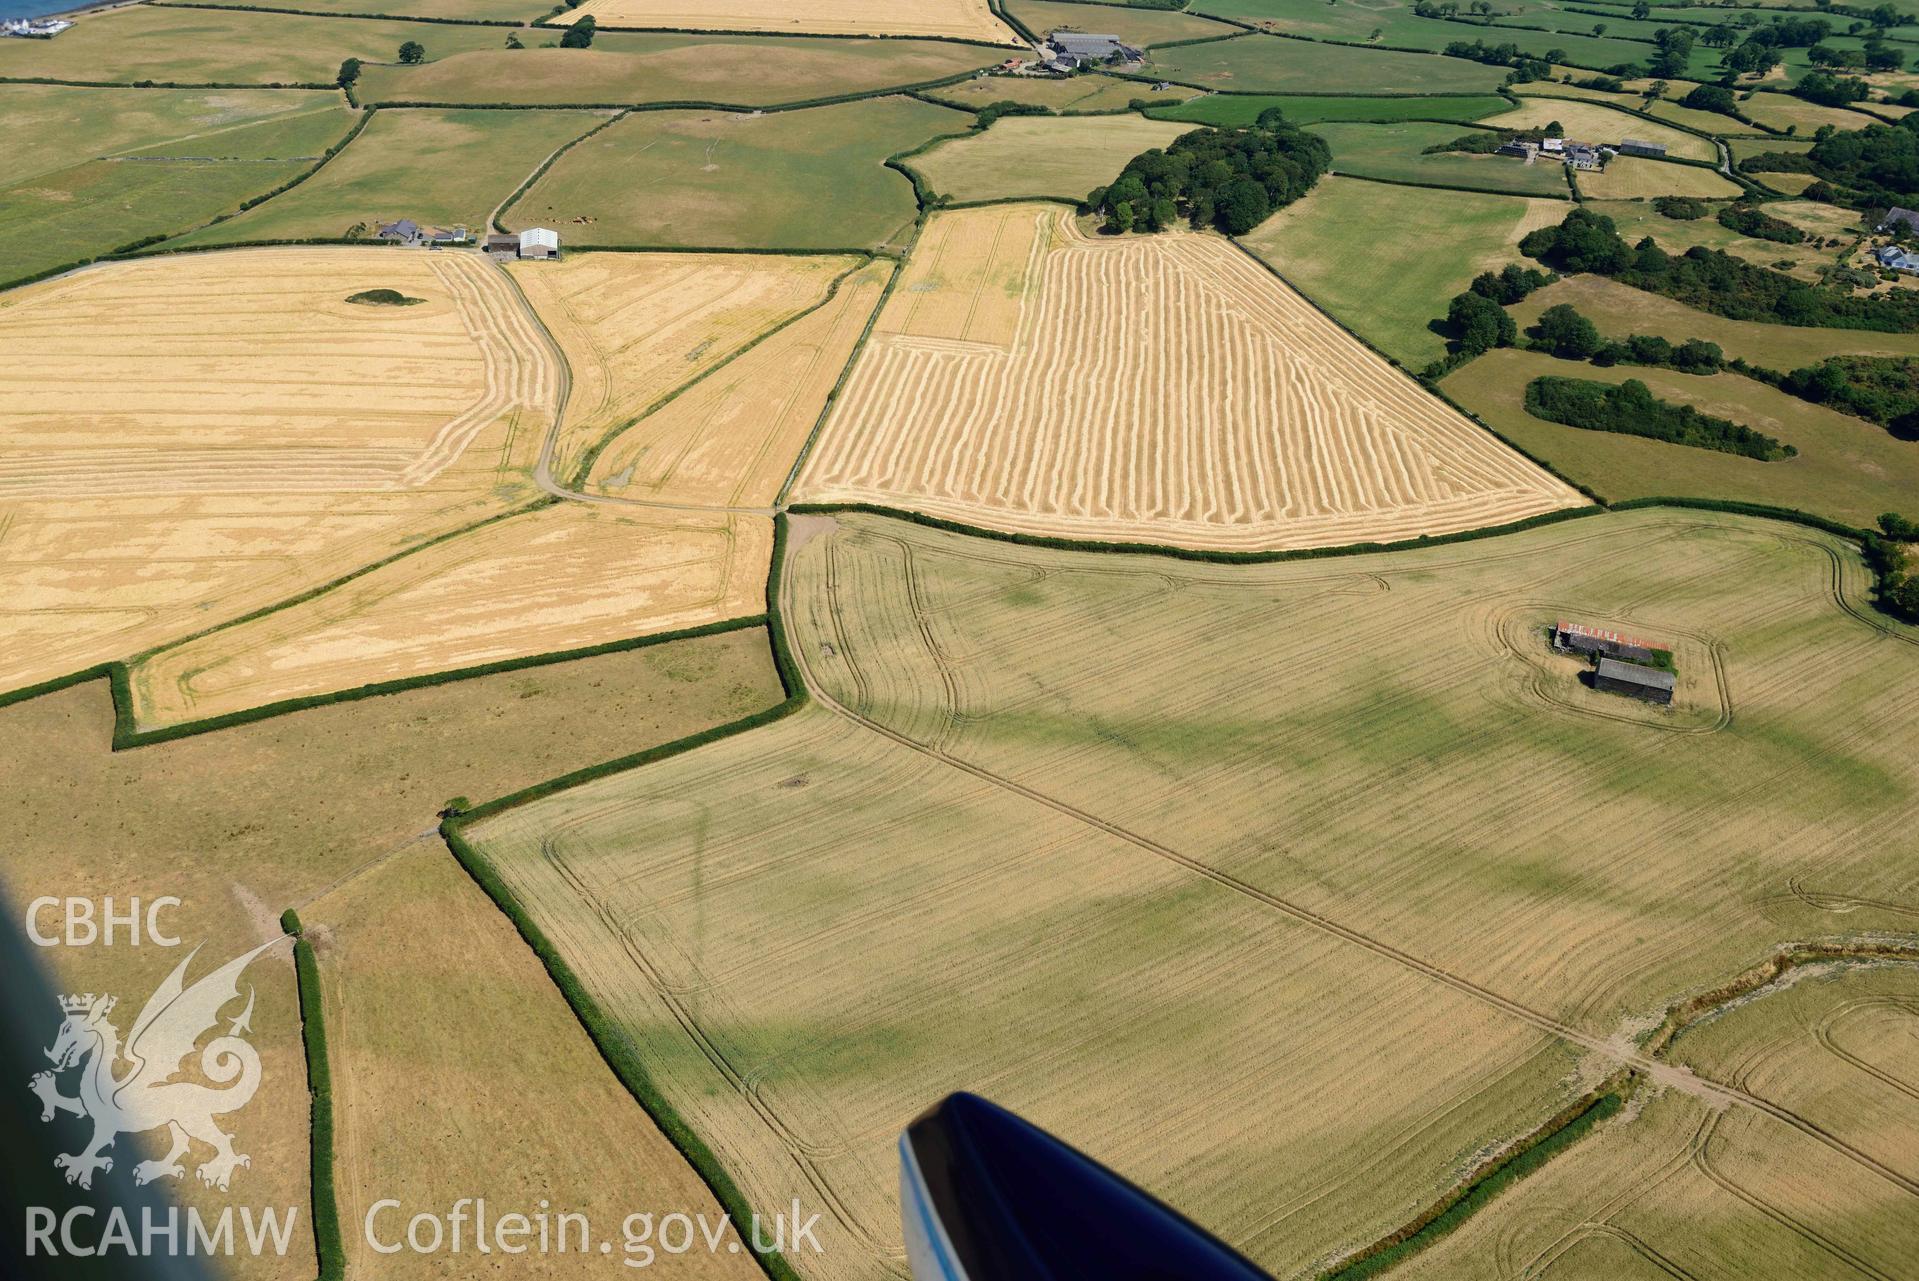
[[1447, 348, 1919, 524], [1508, 274, 1919, 370], [1729, 135, 1815, 164], [1148, 91, 1510, 127], [0, 157, 307, 286], [176, 108, 605, 245], [1516, 81, 1741, 136], [927, 72, 1198, 114], [183, 0, 550, 19], [0, 85, 346, 185], [1148, 31, 1510, 93], [1240, 175, 1566, 366], [1007, 0, 1239, 46], [1309, 120, 1575, 196], [908, 114, 1197, 203], [515, 96, 961, 251], [464, 505, 1918, 1281], [1581, 198, 1849, 282], [1189, 0, 1668, 73], [0, 5, 509, 85], [1737, 90, 1886, 135], [354, 33, 1001, 108]]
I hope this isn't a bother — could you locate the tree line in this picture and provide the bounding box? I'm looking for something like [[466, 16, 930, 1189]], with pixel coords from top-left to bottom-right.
[[1524, 375, 1794, 460], [1085, 110, 1330, 236]]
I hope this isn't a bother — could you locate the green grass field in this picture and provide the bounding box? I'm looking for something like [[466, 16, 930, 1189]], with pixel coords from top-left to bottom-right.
[[1447, 348, 1919, 524], [355, 33, 1001, 107], [1150, 31, 1509, 93], [908, 114, 1196, 203], [1007, 0, 1238, 46], [0, 85, 347, 185], [1191, 0, 1671, 72], [182, 0, 549, 19], [927, 72, 1198, 114], [515, 96, 963, 251], [176, 108, 606, 245], [0, 5, 509, 84], [1240, 175, 1566, 366], [1148, 91, 1510, 127], [1310, 120, 1576, 196], [1517, 81, 1740, 136]]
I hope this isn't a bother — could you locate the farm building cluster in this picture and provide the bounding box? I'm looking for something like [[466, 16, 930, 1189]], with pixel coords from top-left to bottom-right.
[[1000, 31, 1145, 76], [4, 16, 72, 36], [1873, 210, 1919, 274], [1497, 136, 1665, 170], [1551, 620, 1676, 705], [371, 220, 561, 259]]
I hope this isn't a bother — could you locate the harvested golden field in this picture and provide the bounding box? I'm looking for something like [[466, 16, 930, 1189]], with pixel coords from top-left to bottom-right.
[[583, 259, 892, 506], [906, 114, 1196, 203], [797, 204, 1583, 550], [307, 842, 761, 1280], [128, 503, 772, 728], [1480, 97, 1717, 163], [0, 627, 781, 1281], [509, 251, 858, 484], [461, 507, 1919, 1279], [1576, 156, 1742, 199], [925, 71, 1198, 113], [0, 248, 556, 694], [561, 0, 1017, 42]]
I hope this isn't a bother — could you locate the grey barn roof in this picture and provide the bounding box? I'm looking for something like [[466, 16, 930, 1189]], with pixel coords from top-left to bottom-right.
[[1595, 658, 1676, 692], [1880, 206, 1919, 232], [1051, 32, 1134, 56]]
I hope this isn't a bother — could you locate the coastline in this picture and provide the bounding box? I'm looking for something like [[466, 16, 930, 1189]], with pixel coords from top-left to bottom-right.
[[4, 0, 135, 23]]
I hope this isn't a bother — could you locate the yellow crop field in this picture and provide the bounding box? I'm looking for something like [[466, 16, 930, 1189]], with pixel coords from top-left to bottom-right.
[[509, 251, 858, 484], [0, 248, 557, 695], [461, 507, 1919, 1278], [562, 0, 1017, 43], [1576, 156, 1742, 199], [906, 114, 1197, 203], [127, 503, 772, 728], [307, 843, 761, 1280], [797, 203, 1583, 550], [583, 259, 892, 506]]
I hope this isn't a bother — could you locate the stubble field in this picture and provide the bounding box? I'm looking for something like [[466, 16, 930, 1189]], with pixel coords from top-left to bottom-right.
[[1575, 156, 1744, 200], [0, 248, 557, 694], [126, 503, 772, 729], [582, 259, 893, 507], [460, 507, 1919, 1280], [510, 251, 863, 483], [560, 0, 1017, 43], [798, 203, 1583, 550]]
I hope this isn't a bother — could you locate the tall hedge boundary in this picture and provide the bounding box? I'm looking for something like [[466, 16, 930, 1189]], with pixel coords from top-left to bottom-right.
[[282, 909, 344, 1281]]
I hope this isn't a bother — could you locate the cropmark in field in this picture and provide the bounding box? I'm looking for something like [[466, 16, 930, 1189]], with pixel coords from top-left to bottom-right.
[[461, 507, 1919, 1279], [797, 203, 1584, 550], [0, 248, 559, 695]]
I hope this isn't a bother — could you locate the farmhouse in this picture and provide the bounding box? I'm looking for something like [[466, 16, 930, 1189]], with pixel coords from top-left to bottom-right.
[[1878, 207, 1919, 234], [1875, 244, 1919, 273], [1565, 143, 1606, 171], [1593, 657, 1675, 704], [376, 218, 422, 244], [1047, 31, 1143, 67], [519, 227, 561, 259], [1552, 620, 1657, 664], [1619, 139, 1666, 159]]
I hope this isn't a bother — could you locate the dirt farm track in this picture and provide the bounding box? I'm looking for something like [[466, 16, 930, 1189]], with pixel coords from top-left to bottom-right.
[[797, 205, 1585, 550]]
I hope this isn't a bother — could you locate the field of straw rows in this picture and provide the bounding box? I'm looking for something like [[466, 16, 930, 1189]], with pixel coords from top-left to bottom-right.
[[467, 508, 1919, 1280], [798, 204, 1584, 550], [564, 0, 1017, 42]]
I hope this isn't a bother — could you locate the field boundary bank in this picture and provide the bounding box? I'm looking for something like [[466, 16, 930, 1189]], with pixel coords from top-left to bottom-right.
[[1324, 940, 1919, 1279], [0, 615, 770, 749], [491, 106, 629, 234], [437, 515, 809, 1281], [281, 908, 344, 1281], [1322, 168, 1575, 202], [563, 255, 881, 491]]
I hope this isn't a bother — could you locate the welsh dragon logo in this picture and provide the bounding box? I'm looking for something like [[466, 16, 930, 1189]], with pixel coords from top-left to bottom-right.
[[30, 939, 278, 1192]]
